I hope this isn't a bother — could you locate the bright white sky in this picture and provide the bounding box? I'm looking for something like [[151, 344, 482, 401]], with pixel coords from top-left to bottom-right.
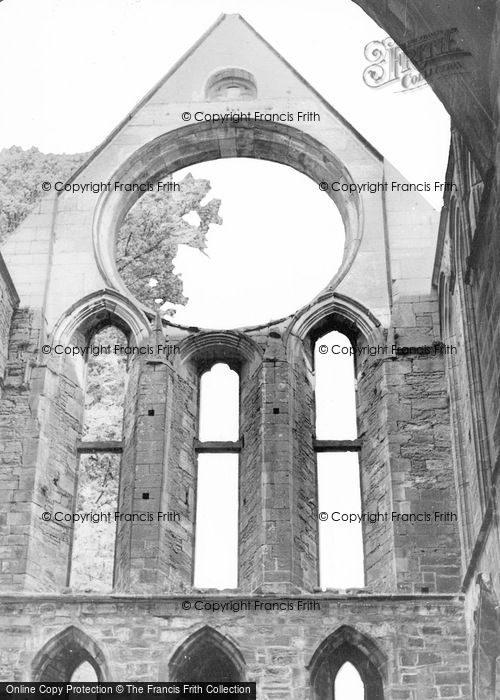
[[170, 158, 345, 327], [0, 0, 449, 198]]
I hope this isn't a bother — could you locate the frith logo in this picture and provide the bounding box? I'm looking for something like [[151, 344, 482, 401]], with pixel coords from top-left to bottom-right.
[[363, 29, 471, 92]]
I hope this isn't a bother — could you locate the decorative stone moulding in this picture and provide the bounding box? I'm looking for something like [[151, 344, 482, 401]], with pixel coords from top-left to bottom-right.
[[205, 67, 257, 100], [179, 330, 263, 373], [50, 289, 151, 347], [92, 121, 364, 330], [288, 292, 383, 346]]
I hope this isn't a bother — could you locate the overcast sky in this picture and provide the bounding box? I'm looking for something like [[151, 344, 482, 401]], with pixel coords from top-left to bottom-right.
[[0, 0, 449, 208]]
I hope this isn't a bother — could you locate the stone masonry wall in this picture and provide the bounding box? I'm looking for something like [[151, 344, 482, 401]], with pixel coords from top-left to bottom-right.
[[239, 356, 264, 593], [434, 124, 500, 697], [157, 357, 198, 593], [0, 307, 39, 590], [0, 595, 470, 699], [115, 345, 198, 593], [357, 350, 396, 591], [388, 296, 462, 594], [0, 254, 18, 393], [290, 338, 318, 593]]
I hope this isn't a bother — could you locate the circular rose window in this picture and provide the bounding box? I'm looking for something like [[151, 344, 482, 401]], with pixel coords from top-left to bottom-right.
[[115, 157, 345, 329]]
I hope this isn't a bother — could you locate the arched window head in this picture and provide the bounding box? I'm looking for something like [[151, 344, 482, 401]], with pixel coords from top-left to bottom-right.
[[32, 626, 109, 682], [199, 363, 239, 441], [205, 68, 257, 101], [315, 330, 357, 440], [309, 626, 385, 700], [169, 627, 245, 682]]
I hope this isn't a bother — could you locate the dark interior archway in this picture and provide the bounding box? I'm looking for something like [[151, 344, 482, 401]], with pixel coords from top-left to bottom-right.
[[309, 626, 386, 700], [169, 626, 245, 682], [32, 626, 109, 681]]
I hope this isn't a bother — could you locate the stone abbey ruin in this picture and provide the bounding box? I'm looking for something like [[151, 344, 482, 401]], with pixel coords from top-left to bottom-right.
[[0, 6, 499, 698]]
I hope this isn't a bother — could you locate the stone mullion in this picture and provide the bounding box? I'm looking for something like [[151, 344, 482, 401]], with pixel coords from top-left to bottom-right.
[[115, 349, 175, 593], [127, 359, 171, 591], [238, 361, 264, 593], [26, 347, 85, 591], [290, 342, 318, 593], [259, 358, 296, 594], [156, 363, 197, 593], [357, 352, 397, 591], [114, 354, 141, 591]]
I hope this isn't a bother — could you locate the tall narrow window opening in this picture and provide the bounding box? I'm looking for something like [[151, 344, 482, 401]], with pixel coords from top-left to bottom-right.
[[194, 363, 240, 589], [70, 326, 128, 591], [315, 330, 364, 589]]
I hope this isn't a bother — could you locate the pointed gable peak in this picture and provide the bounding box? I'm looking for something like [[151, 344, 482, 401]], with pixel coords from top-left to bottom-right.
[[65, 12, 380, 188]]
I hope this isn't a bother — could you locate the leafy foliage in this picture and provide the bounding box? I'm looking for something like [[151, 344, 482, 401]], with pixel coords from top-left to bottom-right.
[[0, 147, 222, 316], [82, 327, 128, 442], [72, 327, 127, 591], [0, 146, 87, 244], [116, 173, 222, 309]]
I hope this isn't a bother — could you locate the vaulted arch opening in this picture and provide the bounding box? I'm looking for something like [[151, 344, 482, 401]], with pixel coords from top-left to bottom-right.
[[169, 627, 245, 682], [32, 627, 109, 682], [309, 626, 386, 700]]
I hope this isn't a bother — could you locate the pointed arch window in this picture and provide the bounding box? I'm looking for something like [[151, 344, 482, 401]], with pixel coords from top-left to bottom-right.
[[314, 330, 364, 589], [309, 626, 385, 700], [70, 325, 128, 591], [32, 626, 109, 682], [194, 363, 240, 589], [169, 626, 245, 682]]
